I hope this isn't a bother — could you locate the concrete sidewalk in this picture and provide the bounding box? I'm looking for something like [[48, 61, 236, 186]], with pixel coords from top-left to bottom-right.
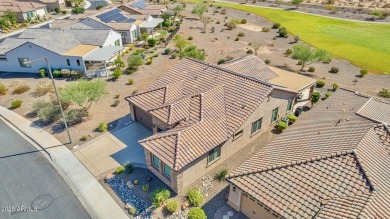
[[0, 106, 128, 219]]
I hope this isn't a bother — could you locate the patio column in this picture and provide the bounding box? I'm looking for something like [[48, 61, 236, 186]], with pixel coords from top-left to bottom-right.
[[104, 60, 108, 77]]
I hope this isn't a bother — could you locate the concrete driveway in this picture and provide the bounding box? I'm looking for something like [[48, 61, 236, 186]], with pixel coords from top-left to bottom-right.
[[74, 121, 152, 179]]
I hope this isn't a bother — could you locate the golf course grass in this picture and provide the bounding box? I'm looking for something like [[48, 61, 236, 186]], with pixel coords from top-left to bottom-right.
[[186, 0, 390, 74]]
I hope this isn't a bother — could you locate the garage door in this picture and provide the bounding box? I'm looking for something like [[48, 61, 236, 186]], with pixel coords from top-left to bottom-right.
[[241, 194, 276, 219], [134, 106, 153, 131]]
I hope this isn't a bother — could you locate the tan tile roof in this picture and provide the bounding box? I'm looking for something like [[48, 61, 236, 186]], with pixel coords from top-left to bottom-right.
[[356, 97, 390, 125], [0, 0, 46, 13], [127, 58, 273, 170], [227, 89, 390, 218], [221, 55, 278, 81]]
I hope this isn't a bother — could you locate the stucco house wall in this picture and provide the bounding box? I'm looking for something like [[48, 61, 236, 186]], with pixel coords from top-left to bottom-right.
[[103, 30, 123, 47], [0, 42, 86, 73], [140, 89, 296, 193]]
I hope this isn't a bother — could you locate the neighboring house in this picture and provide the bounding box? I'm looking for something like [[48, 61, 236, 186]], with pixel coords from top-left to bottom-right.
[[126, 57, 315, 193], [79, 8, 163, 43], [119, 0, 167, 17], [19, 0, 66, 11], [0, 1, 47, 23], [226, 89, 390, 219], [221, 55, 316, 108], [0, 28, 122, 76]]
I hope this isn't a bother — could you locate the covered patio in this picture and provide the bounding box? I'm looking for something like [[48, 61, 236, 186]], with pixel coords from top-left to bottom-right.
[[139, 17, 164, 37], [84, 46, 123, 78]]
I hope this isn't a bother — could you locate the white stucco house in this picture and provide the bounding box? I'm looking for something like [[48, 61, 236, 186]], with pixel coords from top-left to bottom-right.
[[0, 28, 123, 77]]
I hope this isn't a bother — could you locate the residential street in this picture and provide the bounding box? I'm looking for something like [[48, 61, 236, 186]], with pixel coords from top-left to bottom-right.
[[0, 120, 90, 219]]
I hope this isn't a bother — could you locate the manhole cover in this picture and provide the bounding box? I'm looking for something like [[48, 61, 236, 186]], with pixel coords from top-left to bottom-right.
[[31, 194, 53, 211]]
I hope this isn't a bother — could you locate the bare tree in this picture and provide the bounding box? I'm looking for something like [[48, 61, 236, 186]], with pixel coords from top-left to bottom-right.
[[200, 16, 212, 32], [251, 41, 264, 55]]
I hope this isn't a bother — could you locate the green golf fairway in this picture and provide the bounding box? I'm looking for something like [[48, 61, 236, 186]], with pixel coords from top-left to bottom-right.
[[186, 0, 390, 74]]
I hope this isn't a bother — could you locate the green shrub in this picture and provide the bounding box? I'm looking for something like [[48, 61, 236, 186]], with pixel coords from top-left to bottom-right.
[[129, 207, 137, 215], [145, 45, 150, 49], [72, 7, 85, 14], [235, 37, 239, 41], [61, 69, 71, 77], [188, 208, 206, 219], [262, 26, 270, 32], [308, 66, 316, 72], [217, 59, 226, 65], [98, 122, 108, 132], [272, 22, 281, 29], [11, 99, 23, 109], [165, 200, 178, 213], [153, 53, 158, 57], [112, 68, 123, 80], [132, 89, 138, 94], [96, 5, 103, 10], [148, 38, 157, 46], [146, 58, 152, 65], [150, 188, 171, 208], [285, 48, 293, 56], [378, 88, 390, 98], [64, 109, 87, 125], [163, 21, 171, 27], [53, 70, 61, 77], [55, 7, 60, 13], [264, 59, 271, 65], [360, 69, 368, 77], [216, 21, 220, 24], [112, 99, 120, 107], [246, 49, 253, 54], [80, 135, 88, 141], [116, 166, 124, 174], [330, 67, 339, 73], [294, 35, 300, 43], [142, 185, 149, 192], [0, 82, 8, 96], [240, 19, 247, 24], [186, 189, 204, 207], [214, 169, 228, 182], [123, 162, 134, 173], [39, 68, 46, 78], [238, 32, 245, 37], [128, 55, 143, 71], [171, 52, 177, 59], [128, 78, 134, 85], [279, 29, 288, 37], [325, 91, 332, 98], [133, 180, 139, 185], [311, 92, 322, 106], [316, 80, 325, 88], [277, 121, 287, 131], [287, 114, 297, 123], [332, 83, 339, 91], [188, 36, 193, 40], [12, 84, 30, 94], [164, 48, 171, 55]]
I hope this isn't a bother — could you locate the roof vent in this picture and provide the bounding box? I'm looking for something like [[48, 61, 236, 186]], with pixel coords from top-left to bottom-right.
[[336, 119, 342, 126], [194, 76, 197, 80], [241, 104, 246, 109]]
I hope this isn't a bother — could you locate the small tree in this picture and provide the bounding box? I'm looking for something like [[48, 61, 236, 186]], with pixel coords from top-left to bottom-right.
[[150, 188, 170, 208], [292, 44, 331, 71], [179, 45, 206, 60], [60, 80, 108, 111], [291, 0, 304, 8], [360, 69, 368, 77], [111, 68, 123, 80], [332, 83, 339, 91], [311, 92, 321, 107], [161, 12, 170, 21], [173, 5, 184, 17], [140, 32, 149, 41], [191, 4, 208, 20], [173, 35, 190, 52], [128, 55, 143, 71], [200, 16, 211, 32]]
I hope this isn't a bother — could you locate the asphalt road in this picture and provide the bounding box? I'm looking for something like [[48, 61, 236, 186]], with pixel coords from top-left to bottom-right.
[[0, 120, 91, 219]]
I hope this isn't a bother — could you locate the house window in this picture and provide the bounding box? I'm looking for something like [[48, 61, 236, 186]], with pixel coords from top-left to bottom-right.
[[152, 154, 160, 169], [76, 59, 80, 66], [18, 58, 31, 68], [66, 59, 71, 66], [271, 108, 279, 123], [233, 130, 243, 140], [0, 56, 7, 61], [163, 163, 171, 177], [115, 40, 120, 46], [208, 146, 221, 164], [251, 118, 262, 135], [287, 99, 293, 112], [27, 12, 34, 18]]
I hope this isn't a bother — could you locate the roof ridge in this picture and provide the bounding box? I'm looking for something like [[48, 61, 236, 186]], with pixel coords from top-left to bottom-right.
[[228, 150, 353, 179], [173, 131, 181, 170], [138, 131, 178, 143], [183, 57, 275, 88], [353, 147, 375, 192], [222, 54, 256, 66]]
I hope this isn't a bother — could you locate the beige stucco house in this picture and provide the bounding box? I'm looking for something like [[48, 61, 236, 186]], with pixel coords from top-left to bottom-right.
[[0, 1, 47, 23], [226, 89, 390, 219], [126, 56, 316, 193]]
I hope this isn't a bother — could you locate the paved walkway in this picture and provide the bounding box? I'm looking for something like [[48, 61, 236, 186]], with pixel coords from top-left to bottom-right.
[[0, 106, 128, 219], [74, 120, 152, 179]]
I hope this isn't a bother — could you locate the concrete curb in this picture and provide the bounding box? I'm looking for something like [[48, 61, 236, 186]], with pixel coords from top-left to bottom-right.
[[0, 106, 128, 219]]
